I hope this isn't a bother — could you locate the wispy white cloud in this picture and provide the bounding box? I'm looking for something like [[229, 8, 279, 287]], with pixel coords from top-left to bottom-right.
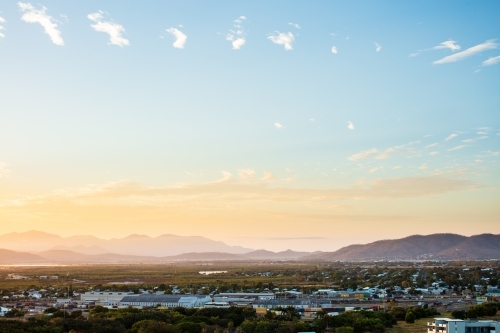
[[226, 16, 247, 50], [274, 122, 284, 129], [434, 40, 461, 51], [0, 162, 10, 178], [268, 31, 294, 50], [87, 11, 129, 47], [444, 133, 458, 141], [288, 22, 300, 29], [234, 16, 246, 24], [166, 27, 187, 49], [393, 166, 402, 170], [230, 37, 246, 50], [374, 42, 382, 52], [425, 143, 438, 148], [347, 121, 354, 130], [0, 14, 5, 38], [331, 46, 338, 54], [348, 148, 378, 161], [433, 40, 498, 65], [447, 145, 467, 151], [261, 171, 275, 181], [429, 151, 439, 156], [238, 169, 255, 179], [482, 55, 500, 66], [375, 148, 396, 160], [349, 139, 422, 161], [18, 2, 64, 45], [410, 40, 461, 57], [368, 167, 378, 173], [418, 164, 428, 170]]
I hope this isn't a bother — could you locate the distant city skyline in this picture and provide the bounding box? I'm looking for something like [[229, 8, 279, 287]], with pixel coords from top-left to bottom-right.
[[0, 1, 499, 252]]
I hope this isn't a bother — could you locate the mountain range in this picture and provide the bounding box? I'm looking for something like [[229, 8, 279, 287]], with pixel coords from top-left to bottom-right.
[[0, 231, 499, 264], [0, 230, 252, 256], [303, 233, 500, 261]]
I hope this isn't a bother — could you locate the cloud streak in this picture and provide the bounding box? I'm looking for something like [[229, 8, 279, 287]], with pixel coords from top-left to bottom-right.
[[1, 174, 476, 209], [18, 2, 64, 45], [347, 121, 354, 130], [448, 145, 468, 151], [268, 31, 294, 50], [349, 148, 378, 161], [482, 55, 500, 66], [433, 40, 498, 65], [87, 11, 129, 47], [166, 27, 187, 49], [410, 40, 461, 57], [445, 133, 458, 141], [374, 42, 381, 52], [348, 140, 421, 161]]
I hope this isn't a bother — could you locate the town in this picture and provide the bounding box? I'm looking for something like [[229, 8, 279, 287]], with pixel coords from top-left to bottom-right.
[[0, 261, 498, 332]]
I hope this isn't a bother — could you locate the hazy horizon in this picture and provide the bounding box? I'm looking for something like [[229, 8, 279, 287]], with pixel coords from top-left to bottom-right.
[[1, 1, 499, 252]]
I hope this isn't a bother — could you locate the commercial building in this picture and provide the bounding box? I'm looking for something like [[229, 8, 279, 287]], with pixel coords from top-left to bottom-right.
[[485, 288, 500, 298], [428, 318, 500, 333], [0, 307, 10, 317]]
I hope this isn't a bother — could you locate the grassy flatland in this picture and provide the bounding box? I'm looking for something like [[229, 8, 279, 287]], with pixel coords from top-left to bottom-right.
[[387, 318, 434, 333]]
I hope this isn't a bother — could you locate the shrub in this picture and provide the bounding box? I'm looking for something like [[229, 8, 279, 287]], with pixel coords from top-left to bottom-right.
[[405, 311, 416, 324]]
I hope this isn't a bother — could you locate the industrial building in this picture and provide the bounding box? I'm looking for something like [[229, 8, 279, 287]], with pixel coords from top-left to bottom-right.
[[119, 294, 211, 308]]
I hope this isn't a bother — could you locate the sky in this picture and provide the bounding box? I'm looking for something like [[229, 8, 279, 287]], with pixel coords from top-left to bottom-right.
[[0, 1, 499, 252]]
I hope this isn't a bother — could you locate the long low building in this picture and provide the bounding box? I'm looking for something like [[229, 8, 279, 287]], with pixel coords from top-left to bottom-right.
[[215, 293, 275, 300], [253, 299, 313, 310], [81, 292, 137, 306], [120, 294, 211, 308]]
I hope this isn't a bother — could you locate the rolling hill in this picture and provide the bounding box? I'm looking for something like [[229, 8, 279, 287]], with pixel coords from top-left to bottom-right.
[[0, 249, 45, 264], [242, 249, 319, 259], [302, 233, 500, 261]]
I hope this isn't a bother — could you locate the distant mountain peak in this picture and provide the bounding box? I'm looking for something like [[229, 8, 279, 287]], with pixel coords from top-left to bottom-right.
[[123, 234, 151, 239]]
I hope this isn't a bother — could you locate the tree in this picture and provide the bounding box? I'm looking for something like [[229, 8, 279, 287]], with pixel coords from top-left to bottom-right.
[[336, 327, 355, 333], [405, 311, 416, 324], [451, 310, 466, 320]]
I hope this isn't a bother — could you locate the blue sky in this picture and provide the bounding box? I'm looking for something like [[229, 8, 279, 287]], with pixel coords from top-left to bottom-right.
[[0, 1, 499, 251]]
